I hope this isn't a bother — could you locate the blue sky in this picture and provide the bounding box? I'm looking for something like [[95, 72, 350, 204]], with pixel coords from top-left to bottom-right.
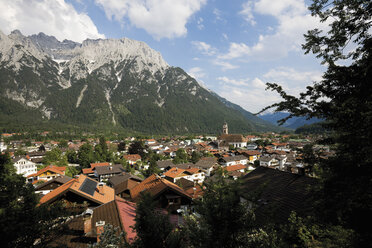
[[0, 0, 328, 113]]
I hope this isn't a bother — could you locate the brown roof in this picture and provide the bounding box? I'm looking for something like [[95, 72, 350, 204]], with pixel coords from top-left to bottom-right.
[[39, 175, 115, 206], [156, 160, 174, 168], [240, 166, 318, 224], [219, 134, 247, 142], [108, 173, 143, 187], [94, 165, 124, 176], [130, 174, 192, 202], [42, 198, 137, 247], [221, 155, 248, 163], [239, 150, 261, 156], [195, 159, 216, 169], [35, 175, 73, 190]]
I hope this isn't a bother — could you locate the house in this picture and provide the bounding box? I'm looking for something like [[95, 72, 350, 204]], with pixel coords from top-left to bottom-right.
[[194, 157, 217, 176], [41, 197, 184, 247], [145, 139, 156, 145], [176, 178, 204, 199], [39, 175, 115, 211], [259, 155, 279, 168], [220, 155, 248, 167], [27, 165, 66, 183], [156, 160, 175, 171], [240, 166, 318, 224], [34, 175, 73, 195], [130, 174, 193, 213], [123, 154, 141, 165], [27, 151, 46, 164], [218, 134, 247, 149], [12, 156, 37, 177], [0, 140, 7, 152], [163, 167, 206, 184], [93, 164, 125, 182], [271, 142, 290, 152], [107, 173, 143, 199], [239, 150, 261, 163], [225, 164, 247, 173], [41, 198, 137, 247], [82, 162, 110, 176]]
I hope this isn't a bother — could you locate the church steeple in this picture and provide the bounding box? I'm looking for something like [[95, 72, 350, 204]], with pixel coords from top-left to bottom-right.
[[223, 122, 228, 134]]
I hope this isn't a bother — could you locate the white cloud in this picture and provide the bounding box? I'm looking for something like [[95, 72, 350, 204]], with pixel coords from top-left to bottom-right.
[[215, 66, 322, 112], [191, 41, 217, 56], [217, 76, 281, 113], [264, 67, 323, 83], [95, 0, 206, 40], [216, 76, 250, 86], [212, 60, 239, 70], [220, 0, 328, 61], [213, 8, 223, 21], [188, 67, 206, 79], [239, 1, 256, 26], [0, 0, 104, 42], [197, 17, 204, 30], [218, 42, 251, 60]]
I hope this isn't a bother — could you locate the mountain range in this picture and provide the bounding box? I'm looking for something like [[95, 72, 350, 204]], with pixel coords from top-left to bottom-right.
[[0, 29, 280, 134], [259, 112, 321, 129]]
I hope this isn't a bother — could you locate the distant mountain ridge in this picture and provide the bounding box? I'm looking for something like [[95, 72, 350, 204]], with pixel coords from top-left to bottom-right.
[[0, 29, 278, 134], [259, 112, 321, 129]]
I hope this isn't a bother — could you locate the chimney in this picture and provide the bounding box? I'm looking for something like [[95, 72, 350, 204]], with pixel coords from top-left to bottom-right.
[[83, 209, 93, 234], [97, 182, 104, 194], [109, 166, 112, 170], [96, 220, 105, 243]]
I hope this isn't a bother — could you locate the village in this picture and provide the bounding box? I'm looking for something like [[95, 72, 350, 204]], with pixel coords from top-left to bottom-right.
[[0, 122, 332, 246]]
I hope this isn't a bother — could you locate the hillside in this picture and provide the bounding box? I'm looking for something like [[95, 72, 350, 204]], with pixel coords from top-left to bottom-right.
[[0, 30, 278, 134]]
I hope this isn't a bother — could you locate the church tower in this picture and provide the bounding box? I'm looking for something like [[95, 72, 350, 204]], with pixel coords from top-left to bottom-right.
[[223, 122, 228, 134]]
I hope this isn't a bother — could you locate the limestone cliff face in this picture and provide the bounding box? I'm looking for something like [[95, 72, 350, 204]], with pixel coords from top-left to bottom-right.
[[0, 29, 277, 133]]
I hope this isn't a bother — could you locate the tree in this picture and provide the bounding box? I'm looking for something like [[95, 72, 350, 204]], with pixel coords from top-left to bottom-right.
[[181, 175, 258, 248], [58, 140, 68, 148], [42, 148, 66, 166], [132, 193, 174, 248], [65, 166, 80, 177], [0, 153, 65, 247], [128, 141, 146, 158], [259, 0, 372, 245], [94, 136, 112, 162], [190, 151, 201, 164], [173, 148, 188, 164], [89, 224, 129, 248], [38, 144, 46, 152], [78, 143, 95, 168], [118, 141, 126, 152], [66, 149, 78, 164]]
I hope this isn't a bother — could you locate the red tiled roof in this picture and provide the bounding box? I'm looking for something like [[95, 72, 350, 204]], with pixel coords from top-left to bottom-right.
[[225, 164, 247, 172], [115, 198, 137, 243], [186, 167, 201, 174], [123, 154, 141, 161], [39, 175, 115, 205], [27, 165, 66, 178], [90, 162, 110, 168], [130, 174, 191, 201], [163, 167, 186, 179], [82, 168, 94, 174]]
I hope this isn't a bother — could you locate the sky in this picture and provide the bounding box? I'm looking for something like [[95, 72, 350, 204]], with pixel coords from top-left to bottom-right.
[[0, 0, 328, 113]]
